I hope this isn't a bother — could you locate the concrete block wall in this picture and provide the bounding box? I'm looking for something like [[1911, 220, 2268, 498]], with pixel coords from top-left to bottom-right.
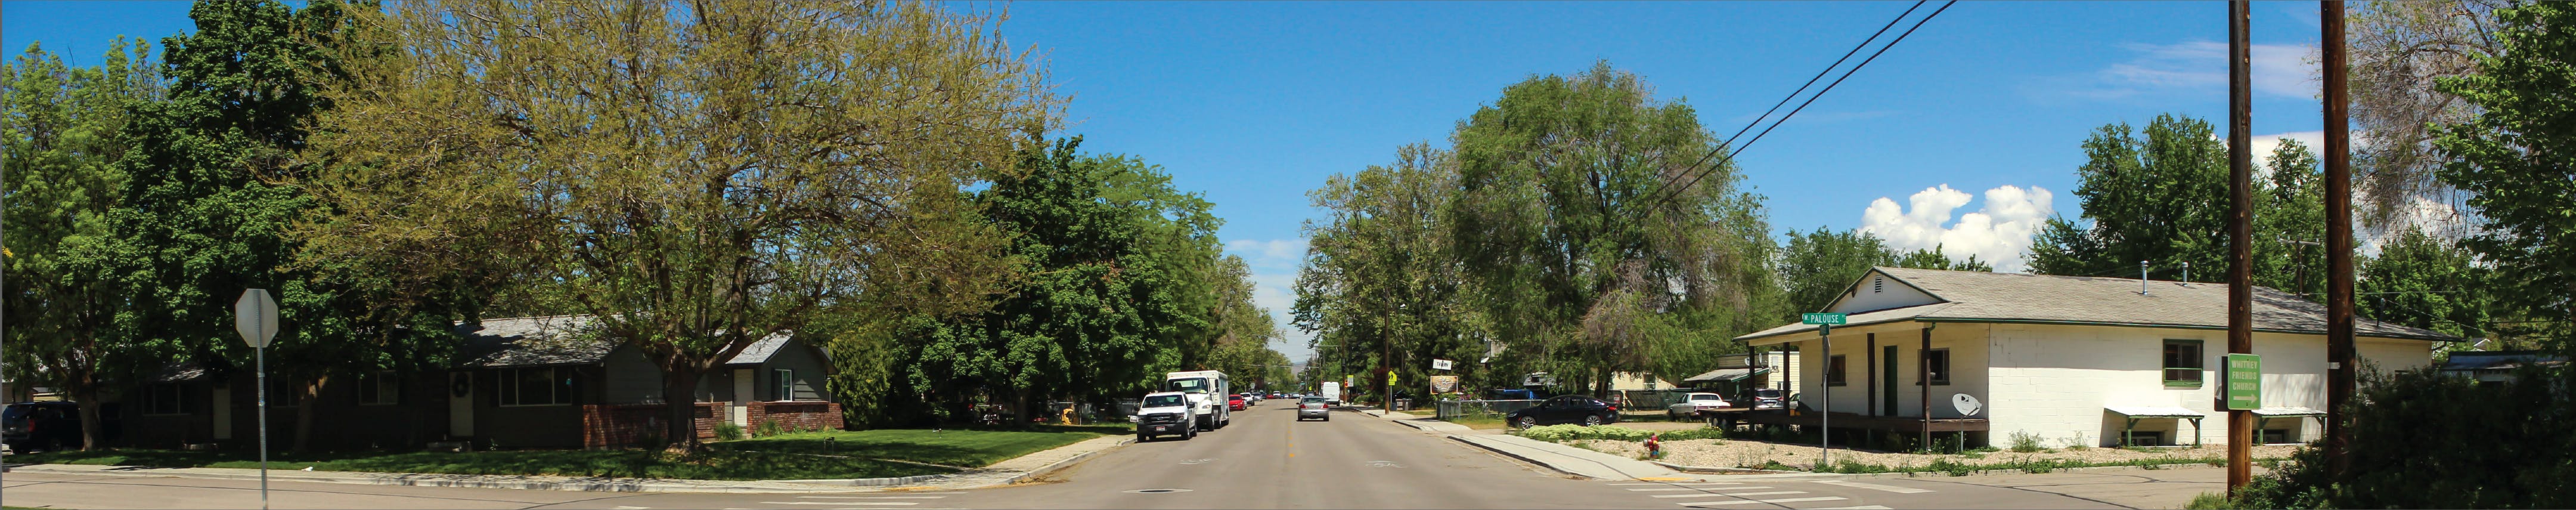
[[746, 401, 843, 432]]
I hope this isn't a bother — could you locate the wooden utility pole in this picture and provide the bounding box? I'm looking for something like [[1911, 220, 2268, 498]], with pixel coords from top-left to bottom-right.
[[2225, 0, 2257, 494], [2321, 0, 2357, 478]]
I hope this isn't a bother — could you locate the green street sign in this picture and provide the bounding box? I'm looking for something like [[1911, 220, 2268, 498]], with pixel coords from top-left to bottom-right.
[[1802, 313, 1848, 326], [2224, 354, 2261, 410]]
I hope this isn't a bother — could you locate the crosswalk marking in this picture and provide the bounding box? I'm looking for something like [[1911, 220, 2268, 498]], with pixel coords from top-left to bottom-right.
[[1651, 492, 1805, 498], [1812, 506, 1896, 509], [1674, 496, 1847, 506], [1815, 480, 1935, 494], [1627, 486, 1769, 492]]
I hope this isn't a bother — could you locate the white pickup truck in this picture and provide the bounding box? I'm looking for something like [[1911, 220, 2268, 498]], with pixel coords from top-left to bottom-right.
[[1133, 391, 1196, 441]]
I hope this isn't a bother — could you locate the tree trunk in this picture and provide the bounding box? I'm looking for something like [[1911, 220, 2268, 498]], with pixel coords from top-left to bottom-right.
[[662, 365, 703, 452], [72, 387, 104, 451], [293, 376, 327, 453], [1015, 391, 1032, 429]]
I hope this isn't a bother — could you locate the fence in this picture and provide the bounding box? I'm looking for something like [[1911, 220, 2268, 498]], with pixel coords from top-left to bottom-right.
[[1434, 399, 1543, 421]]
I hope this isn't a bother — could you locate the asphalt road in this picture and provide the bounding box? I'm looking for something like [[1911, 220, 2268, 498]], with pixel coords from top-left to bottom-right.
[[0, 405, 2222, 509]]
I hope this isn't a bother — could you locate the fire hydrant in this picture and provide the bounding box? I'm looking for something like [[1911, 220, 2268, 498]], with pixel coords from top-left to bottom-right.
[[1645, 432, 1663, 459]]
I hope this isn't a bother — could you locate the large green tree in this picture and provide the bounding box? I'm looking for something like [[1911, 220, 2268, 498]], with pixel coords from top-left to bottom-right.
[[2026, 115, 2326, 298], [306, 0, 1051, 449], [1446, 63, 1780, 398], [2, 39, 160, 450], [2433, 1, 2576, 350], [1295, 143, 1487, 404], [2357, 227, 2493, 348]]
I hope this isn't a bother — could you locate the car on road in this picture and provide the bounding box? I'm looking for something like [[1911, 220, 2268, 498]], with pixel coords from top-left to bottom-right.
[[1664, 392, 1731, 419], [1, 401, 82, 452], [1134, 392, 1196, 441], [1228, 394, 1247, 411], [1505, 395, 1619, 428], [1297, 396, 1331, 421]]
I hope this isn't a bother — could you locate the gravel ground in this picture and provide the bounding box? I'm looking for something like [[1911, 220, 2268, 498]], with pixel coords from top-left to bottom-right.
[[1574, 437, 2301, 471]]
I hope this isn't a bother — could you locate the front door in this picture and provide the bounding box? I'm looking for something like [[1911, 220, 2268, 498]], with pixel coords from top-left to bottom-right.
[[448, 372, 475, 437], [730, 368, 754, 427], [1881, 346, 1901, 416]]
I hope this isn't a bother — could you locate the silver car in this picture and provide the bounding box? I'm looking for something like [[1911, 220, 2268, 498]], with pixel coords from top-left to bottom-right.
[[1296, 396, 1331, 421]]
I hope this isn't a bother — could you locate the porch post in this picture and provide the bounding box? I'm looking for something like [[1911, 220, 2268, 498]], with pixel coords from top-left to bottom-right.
[[1920, 326, 1932, 450]]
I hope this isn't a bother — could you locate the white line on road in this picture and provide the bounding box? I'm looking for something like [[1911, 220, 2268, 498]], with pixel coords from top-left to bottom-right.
[[1650, 492, 1806, 498], [1673, 496, 1846, 506], [1628, 486, 1770, 492], [1611, 482, 1744, 486], [1815, 480, 1935, 493], [1812, 506, 1896, 509]]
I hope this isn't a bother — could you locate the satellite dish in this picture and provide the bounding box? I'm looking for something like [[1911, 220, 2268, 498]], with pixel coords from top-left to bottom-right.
[[1951, 394, 1984, 416]]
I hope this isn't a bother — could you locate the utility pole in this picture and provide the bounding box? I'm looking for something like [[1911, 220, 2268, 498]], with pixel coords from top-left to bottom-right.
[[2321, 0, 2357, 478], [2225, 0, 2256, 494]]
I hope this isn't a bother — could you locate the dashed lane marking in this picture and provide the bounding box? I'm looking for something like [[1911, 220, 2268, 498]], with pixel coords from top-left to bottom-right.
[[1651, 492, 1806, 498], [1814, 480, 1934, 494], [1674, 496, 1847, 506], [1628, 486, 1771, 492]]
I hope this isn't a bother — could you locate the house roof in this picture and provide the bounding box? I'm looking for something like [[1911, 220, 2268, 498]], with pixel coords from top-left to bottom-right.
[[455, 315, 807, 369], [1737, 267, 2460, 343], [1682, 367, 1771, 383], [457, 316, 615, 368]]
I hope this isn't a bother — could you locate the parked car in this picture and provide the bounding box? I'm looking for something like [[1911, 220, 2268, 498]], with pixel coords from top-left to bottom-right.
[[1742, 388, 1785, 410], [1, 401, 82, 452], [1297, 396, 1331, 421], [1228, 394, 1247, 411], [1664, 392, 1731, 419], [1134, 392, 1196, 441], [1504, 395, 1619, 428]]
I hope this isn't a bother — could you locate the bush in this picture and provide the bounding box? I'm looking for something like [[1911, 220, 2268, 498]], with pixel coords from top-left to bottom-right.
[[2008, 430, 2045, 453], [2219, 363, 2575, 509], [757, 419, 785, 438], [714, 422, 745, 441], [1517, 424, 1654, 442]]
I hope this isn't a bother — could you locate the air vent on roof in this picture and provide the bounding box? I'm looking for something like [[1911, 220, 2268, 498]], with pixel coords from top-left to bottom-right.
[[1873, 276, 1884, 293]]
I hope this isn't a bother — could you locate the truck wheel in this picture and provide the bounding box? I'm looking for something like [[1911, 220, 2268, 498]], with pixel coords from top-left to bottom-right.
[[1138, 433, 1151, 443], [1583, 414, 1604, 426], [1182, 426, 1195, 440]]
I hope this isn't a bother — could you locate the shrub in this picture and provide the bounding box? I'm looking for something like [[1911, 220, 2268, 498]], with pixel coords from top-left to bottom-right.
[[2007, 430, 2044, 453], [757, 419, 785, 438], [1517, 424, 1654, 442], [714, 422, 745, 441], [2219, 363, 2574, 509]]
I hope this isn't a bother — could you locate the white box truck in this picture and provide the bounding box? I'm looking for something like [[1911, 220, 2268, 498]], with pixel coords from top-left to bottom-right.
[[1320, 381, 1341, 405], [1164, 370, 1230, 430]]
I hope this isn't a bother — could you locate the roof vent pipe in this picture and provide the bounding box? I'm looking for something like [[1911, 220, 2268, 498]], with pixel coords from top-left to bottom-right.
[[2181, 261, 2190, 286], [2140, 260, 2150, 295]]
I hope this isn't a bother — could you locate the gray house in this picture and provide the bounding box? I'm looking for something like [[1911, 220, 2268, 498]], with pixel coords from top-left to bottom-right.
[[450, 316, 841, 449]]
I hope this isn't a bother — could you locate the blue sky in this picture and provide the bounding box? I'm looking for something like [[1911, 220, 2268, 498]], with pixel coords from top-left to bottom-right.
[[4, 1, 2341, 363]]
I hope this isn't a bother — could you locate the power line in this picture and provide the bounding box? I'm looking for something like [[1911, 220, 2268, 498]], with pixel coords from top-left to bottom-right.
[[1654, 1, 1958, 210], [1644, 1, 1927, 209]]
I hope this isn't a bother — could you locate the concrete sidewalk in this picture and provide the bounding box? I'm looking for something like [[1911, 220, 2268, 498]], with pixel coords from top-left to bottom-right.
[[1, 433, 1135, 494], [1445, 434, 1686, 481]]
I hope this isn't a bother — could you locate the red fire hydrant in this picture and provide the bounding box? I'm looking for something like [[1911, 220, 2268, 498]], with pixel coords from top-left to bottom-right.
[[1645, 432, 1663, 459]]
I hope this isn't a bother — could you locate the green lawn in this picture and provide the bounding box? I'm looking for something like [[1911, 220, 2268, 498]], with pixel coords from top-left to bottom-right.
[[5, 425, 1123, 481]]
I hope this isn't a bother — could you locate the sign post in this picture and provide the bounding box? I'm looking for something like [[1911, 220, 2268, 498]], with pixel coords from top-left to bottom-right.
[[1800, 313, 1847, 468], [234, 289, 279, 510]]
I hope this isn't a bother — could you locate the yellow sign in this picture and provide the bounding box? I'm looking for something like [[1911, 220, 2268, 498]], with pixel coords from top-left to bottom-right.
[[1388, 371, 1399, 388]]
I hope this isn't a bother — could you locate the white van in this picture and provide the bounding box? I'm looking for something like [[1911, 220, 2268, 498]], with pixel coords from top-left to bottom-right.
[[1164, 370, 1230, 430]]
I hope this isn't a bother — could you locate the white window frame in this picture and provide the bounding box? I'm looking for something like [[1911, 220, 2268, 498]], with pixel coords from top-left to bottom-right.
[[773, 369, 796, 401]]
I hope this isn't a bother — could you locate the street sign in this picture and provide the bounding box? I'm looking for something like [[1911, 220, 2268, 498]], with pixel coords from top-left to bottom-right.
[[1431, 358, 1454, 370], [1802, 313, 1847, 325], [235, 289, 279, 348], [2225, 354, 2262, 410]]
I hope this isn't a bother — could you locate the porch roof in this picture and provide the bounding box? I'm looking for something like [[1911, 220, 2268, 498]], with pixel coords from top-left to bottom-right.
[[2107, 406, 2204, 419], [1681, 367, 1771, 384]]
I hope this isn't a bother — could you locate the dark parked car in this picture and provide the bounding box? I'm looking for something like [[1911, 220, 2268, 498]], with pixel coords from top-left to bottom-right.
[[1505, 395, 1620, 428], [2, 401, 83, 452]]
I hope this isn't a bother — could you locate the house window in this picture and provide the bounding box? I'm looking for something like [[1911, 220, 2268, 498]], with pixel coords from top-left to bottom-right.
[[1827, 355, 1848, 387], [268, 379, 301, 408], [143, 384, 187, 415], [2164, 339, 2205, 386], [1920, 348, 1951, 386], [357, 372, 399, 406], [500, 367, 572, 406], [773, 369, 796, 401]]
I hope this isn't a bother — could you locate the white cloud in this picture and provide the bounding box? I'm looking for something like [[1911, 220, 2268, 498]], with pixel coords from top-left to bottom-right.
[[1223, 238, 1315, 361], [2249, 131, 2327, 166], [2092, 41, 2317, 98], [1858, 184, 2056, 273]]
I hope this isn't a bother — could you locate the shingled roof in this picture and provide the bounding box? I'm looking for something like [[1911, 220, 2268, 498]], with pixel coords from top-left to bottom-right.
[[454, 315, 808, 368], [1736, 267, 2459, 343]]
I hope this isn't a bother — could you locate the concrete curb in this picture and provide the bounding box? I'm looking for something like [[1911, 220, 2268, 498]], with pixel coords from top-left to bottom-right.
[[772, 474, 946, 487], [1444, 435, 1592, 480], [0, 464, 854, 493], [1646, 460, 1803, 475], [1639, 460, 2236, 480], [1000, 437, 1133, 485]]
